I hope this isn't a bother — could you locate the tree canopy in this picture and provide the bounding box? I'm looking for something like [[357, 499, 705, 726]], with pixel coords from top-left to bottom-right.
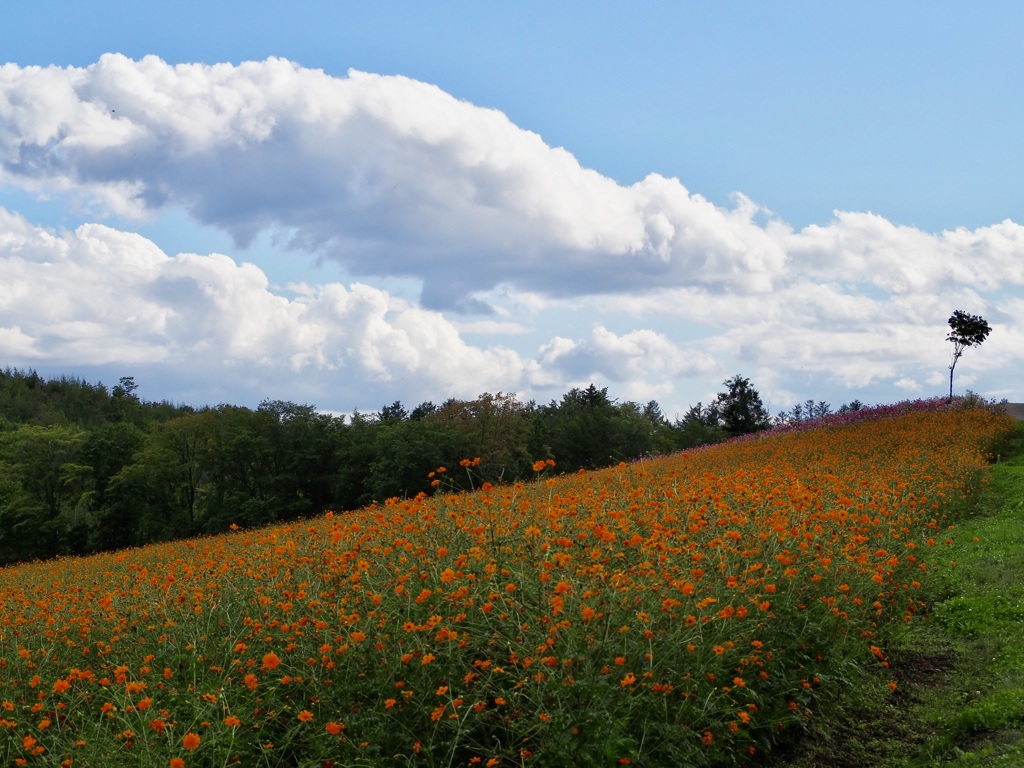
[[712, 375, 771, 437]]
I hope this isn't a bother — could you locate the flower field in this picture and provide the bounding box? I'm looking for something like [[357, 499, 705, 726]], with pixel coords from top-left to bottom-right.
[[0, 399, 1015, 767]]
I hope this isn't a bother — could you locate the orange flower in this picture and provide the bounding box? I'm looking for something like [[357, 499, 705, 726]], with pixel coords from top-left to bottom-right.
[[182, 732, 201, 751], [170, 760, 185, 768], [261, 652, 281, 671], [0, 399, 1006, 768]]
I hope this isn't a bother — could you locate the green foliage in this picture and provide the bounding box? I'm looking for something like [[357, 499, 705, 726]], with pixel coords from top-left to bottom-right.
[[674, 402, 730, 448], [712, 374, 771, 437], [532, 384, 664, 472], [426, 392, 534, 482], [0, 423, 90, 561], [366, 417, 465, 500]]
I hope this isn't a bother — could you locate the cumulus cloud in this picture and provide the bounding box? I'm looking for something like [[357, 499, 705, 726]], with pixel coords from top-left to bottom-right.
[[1, 57, 1020, 300], [0, 55, 1020, 406], [0, 55, 792, 310], [0, 209, 712, 408], [0, 208, 519, 396], [595, 265, 1022, 404], [538, 326, 720, 387], [788, 213, 1024, 294]]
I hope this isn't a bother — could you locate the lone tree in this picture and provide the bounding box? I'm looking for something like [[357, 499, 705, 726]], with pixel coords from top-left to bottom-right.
[[713, 375, 771, 437], [946, 310, 992, 400]]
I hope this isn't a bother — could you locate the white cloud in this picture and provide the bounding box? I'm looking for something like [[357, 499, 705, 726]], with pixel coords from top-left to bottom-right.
[[788, 213, 1024, 294], [0, 209, 523, 397], [0, 209, 714, 408], [537, 325, 719, 387], [894, 377, 923, 393], [0, 55, 793, 310], [454, 320, 530, 335], [0, 55, 1021, 407], [0, 325, 40, 357]]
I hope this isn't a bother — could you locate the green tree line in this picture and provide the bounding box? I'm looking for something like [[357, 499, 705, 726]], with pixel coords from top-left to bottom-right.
[[0, 368, 815, 565]]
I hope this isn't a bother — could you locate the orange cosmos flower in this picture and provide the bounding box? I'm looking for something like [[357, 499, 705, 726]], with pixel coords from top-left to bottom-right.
[[261, 652, 282, 671], [182, 732, 201, 751]]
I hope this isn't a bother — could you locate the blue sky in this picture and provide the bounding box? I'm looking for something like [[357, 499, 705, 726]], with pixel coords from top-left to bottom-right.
[[0, 2, 1021, 416]]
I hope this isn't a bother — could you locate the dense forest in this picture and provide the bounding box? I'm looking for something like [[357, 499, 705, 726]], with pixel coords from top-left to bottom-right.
[[0, 368, 863, 565]]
